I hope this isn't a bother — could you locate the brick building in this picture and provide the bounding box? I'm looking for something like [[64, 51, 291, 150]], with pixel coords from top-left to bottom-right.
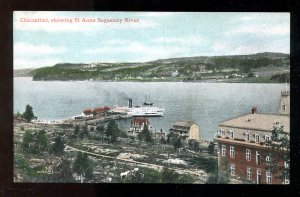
[[214, 91, 290, 184]]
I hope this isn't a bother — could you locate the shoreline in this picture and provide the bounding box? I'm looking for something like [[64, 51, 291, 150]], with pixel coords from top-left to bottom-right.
[[14, 76, 288, 84]]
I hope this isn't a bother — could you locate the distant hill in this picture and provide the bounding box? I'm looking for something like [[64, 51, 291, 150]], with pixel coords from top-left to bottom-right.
[[30, 52, 290, 82], [13, 69, 34, 77]]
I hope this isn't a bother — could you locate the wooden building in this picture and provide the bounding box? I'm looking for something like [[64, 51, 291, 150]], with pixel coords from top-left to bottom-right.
[[169, 121, 200, 142]]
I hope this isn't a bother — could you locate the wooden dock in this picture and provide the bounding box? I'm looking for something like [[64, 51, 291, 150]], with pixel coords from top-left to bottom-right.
[[64, 114, 133, 125]]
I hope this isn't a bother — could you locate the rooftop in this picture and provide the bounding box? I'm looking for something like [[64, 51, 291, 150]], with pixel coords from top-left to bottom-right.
[[219, 113, 290, 133]]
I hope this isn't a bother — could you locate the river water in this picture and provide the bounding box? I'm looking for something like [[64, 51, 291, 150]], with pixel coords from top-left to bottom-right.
[[14, 77, 288, 140]]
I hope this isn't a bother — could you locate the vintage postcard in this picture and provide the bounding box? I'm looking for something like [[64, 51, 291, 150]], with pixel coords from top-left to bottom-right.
[[13, 11, 290, 184]]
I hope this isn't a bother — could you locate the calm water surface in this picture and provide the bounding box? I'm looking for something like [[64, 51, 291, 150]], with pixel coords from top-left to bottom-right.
[[14, 77, 288, 140]]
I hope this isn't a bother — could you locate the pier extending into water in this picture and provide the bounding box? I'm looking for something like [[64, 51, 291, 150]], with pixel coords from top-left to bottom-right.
[[64, 114, 133, 125]]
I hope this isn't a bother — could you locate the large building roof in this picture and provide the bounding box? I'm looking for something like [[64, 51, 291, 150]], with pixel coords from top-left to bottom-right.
[[219, 113, 290, 133]]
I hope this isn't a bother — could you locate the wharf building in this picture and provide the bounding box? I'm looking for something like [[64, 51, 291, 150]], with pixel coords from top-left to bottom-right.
[[169, 121, 200, 142], [214, 91, 290, 184]]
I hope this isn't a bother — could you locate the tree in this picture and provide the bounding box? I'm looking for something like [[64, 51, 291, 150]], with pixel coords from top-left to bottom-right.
[[36, 130, 48, 151], [138, 124, 153, 144], [208, 141, 215, 155], [49, 159, 73, 182], [161, 167, 179, 183], [74, 125, 80, 136], [73, 152, 93, 179], [51, 136, 65, 155], [23, 104, 35, 122], [206, 171, 229, 184], [96, 125, 105, 134], [22, 130, 35, 151], [265, 124, 290, 182], [106, 120, 121, 143], [173, 136, 182, 151], [248, 72, 255, 77]]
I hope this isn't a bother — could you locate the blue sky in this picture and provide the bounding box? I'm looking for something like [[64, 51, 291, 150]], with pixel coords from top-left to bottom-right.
[[14, 12, 290, 69]]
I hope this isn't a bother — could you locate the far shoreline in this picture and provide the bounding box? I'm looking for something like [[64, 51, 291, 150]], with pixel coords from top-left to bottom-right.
[[14, 76, 288, 84]]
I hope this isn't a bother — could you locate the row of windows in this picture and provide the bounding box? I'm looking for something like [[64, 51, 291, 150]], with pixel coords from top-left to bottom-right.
[[230, 165, 273, 184], [231, 165, 289, 184], [221, 146, 271, 165], [218, 130, 271, 143]]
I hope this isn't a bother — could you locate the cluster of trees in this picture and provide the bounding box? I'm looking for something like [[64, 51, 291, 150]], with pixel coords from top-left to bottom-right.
[[22, 129, 65, 155], [137, 124, 153, 144], [265, 124, 290, 182], [72, 152, 93, 179], [22, 129, 48, 154], [15, 104, 36, 122], [270, 73, 290, 83]]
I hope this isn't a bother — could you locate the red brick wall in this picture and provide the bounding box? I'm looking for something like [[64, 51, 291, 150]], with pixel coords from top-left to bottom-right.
[[218, 141, 285, 184]]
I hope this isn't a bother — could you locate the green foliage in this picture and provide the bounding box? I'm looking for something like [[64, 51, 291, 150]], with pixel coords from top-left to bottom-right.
[[191, 156, 217, 173], [248, 72, 254, 77], [270, 73, 290, 83], [206, 171, 229, 184], [51, 136, 65, 155], [22, 130, 34, 150], [74, 125, 80, 136], [22, 129, 48, 154], [23, 104, 35, 122], [72, 152, 93, 179], [161, 167, 179, 183], [31, 53, 289, 81], [48, 159, 74, 182], [207, 141, 215, 155], [137, 124, 153, 144], [106, 120, 121, 143], [96, 125, 105, 134], [36, 130, 48, 151], [173, 137, 182, 150], [265, 125, 290, 179]]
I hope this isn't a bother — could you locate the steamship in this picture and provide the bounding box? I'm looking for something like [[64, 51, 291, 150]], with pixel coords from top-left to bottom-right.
[[110, 99, 164, 117]]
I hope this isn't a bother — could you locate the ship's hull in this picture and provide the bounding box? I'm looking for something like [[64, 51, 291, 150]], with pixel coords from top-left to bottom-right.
[[111, 106, 164, 117]]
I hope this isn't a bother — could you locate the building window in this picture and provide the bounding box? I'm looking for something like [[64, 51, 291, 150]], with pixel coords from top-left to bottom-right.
[[245, 133, 250, 141], [255, 134, 260, 143], [256, 151, 261, 165], [282, 104, 286, 111], [230, 164, 235, 176], [284, 161, 289, 168], [265, 135, 271, 142], [221, 130, 225, 137], [284, 174, 290, 184], [246, 149, 251, 161], [247, 167, 252, 180], [229, 131, 234, 139], [230, 146, 235, 158], [221, 145, 226, 156], [266, 156, 271, 163], [257, 169, 262, 184], [266, 171, 272, 184]]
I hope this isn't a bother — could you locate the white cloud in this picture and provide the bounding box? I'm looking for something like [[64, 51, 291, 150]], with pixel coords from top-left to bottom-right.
[[14, 57, 61, 69], [14, 42, 66, 57], [152, 35, 204, 46], [84, 41, 186, 62], [211, 39, 290, 56], [14, 42, 66, 69], [227, 24, 289, 36]]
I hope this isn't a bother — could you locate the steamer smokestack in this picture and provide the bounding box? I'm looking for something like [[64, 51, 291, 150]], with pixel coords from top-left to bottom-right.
[[251, 107, 257, 114], [129, 99, 132, 108]]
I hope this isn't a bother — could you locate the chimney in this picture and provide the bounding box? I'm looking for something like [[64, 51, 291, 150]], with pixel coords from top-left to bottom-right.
[[251, 107, 257, 114], [129, 99, 132, 108]]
